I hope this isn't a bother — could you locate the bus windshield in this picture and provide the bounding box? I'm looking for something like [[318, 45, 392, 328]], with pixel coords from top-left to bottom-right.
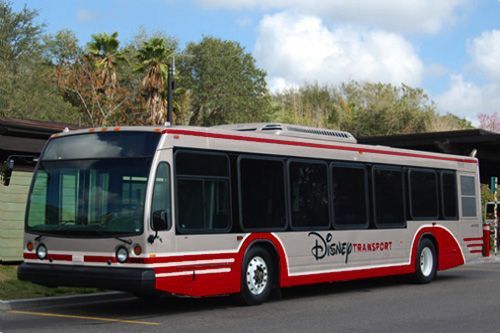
[[26, 132, 160, 237]]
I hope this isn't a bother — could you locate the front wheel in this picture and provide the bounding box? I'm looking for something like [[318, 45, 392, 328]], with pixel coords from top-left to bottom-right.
[[239, 247, 273, 306], [414, 238, 437, 284]]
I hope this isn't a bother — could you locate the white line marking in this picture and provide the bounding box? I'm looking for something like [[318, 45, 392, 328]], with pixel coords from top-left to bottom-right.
[[155, 268, 231, 278], [153, 258, 234, 268]]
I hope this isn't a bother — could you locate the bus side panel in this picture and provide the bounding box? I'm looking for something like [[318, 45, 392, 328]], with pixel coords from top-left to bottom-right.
[[152, 251, 241, 297], [151, 225, 466, 297]]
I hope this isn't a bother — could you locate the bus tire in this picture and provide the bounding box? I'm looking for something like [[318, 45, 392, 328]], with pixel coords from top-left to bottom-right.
[[414, 238, 437, 284], [239, 246, 274, 306]]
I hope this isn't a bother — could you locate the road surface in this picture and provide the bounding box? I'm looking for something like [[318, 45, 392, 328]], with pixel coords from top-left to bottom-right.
[[1, 261, 499, 332]]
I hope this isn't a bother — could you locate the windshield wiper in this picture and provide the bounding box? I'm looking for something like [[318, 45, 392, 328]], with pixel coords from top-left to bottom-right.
[[114, 236, 132, 245]]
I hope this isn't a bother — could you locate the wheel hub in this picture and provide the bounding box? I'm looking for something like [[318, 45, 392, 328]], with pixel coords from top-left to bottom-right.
[[420, 247, 433, 277], [246, 256, 268, 296]]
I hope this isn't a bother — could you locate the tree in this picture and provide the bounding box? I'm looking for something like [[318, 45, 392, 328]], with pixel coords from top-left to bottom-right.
[[0, 1, 79, 123], [273, 84, 338, 128], [135, 37, 173, 125], [0, 1, 43, 72], [177, 37, 272, 126], [478, 112, 500, 133], [86, 32, 124, 100], [272, 82, 472, 137], [55, 32, 132, 126], [43, 29, 81, 66]]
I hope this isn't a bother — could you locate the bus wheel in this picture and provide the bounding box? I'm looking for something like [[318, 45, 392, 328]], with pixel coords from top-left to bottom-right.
[[239, 246, 273, 306], [414, 238, 437, 284]]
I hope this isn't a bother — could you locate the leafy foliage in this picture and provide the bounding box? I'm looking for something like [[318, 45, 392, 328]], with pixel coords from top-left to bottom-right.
[[0, 0, 79, 123], [177, 37, 273, 126], [0, 0, 474, 135], [273, 82, 472, 136]]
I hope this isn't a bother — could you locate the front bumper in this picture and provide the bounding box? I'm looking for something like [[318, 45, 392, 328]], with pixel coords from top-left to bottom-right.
[[18, 263, 156, 294]]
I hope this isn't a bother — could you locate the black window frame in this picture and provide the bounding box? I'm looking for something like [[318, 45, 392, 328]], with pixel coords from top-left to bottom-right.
[[407, 168, 439, 221], [237, 154, 288, 232], [150, 161, 172, 231], [371, 165, 407, 229], [330, 161, 370, 230], [440, 170, 458, 220], [174, 149, 233, 234], [287, 158, 331, 231]]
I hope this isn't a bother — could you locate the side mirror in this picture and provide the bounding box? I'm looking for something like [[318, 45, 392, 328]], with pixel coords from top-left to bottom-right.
[[152, 210, 169, 231], [1, 159, 14, 186]]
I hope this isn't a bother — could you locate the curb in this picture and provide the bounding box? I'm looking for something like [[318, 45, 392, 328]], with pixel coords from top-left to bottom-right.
[[0, 291, 133, 311], [467, 255, 500, 265], [0, 300, 11, 311]]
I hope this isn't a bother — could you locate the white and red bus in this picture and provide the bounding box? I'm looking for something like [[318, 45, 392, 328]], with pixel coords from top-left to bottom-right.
[[15, 123, 482, 305]]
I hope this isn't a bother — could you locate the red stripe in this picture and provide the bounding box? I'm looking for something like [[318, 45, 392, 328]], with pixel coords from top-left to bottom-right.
[[470, 250, 482, 254], [23, 252, 71, 261], [463, 237, 483, 242], [163, 129, 478, 164], [49, 254, 72, 261], [23, 253, 37, 260], [466, 243, 483, 248], [84, 255, 116, 263]]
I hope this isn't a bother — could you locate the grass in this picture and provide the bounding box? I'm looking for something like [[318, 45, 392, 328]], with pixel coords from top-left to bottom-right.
[[0, 265, 100, 300]]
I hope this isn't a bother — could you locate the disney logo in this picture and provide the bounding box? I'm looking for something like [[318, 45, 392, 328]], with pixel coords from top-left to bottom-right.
[[308, 232, 353, 263]]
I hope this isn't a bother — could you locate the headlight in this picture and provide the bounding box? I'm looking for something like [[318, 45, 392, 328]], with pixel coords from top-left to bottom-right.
[[116, 247, 129, 263], [36, 244, 47, 260]]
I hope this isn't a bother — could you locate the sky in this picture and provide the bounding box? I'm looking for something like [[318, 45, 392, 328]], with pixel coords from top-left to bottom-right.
[[12, 0, 500, 123]]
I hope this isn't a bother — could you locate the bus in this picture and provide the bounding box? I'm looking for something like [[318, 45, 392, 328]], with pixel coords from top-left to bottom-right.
[[13, 123, 482, 305]]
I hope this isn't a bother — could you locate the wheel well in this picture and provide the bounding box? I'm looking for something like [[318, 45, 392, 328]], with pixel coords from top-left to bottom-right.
[[420, 234, 438, 258], [248, 241, 281, 288]]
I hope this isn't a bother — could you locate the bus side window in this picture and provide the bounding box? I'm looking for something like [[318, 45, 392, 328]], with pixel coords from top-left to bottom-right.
[[330, 163, 369, 229], [372, 166, 406, 228], [175, 151, 231, 233], [238, 156, 287, 231], [408, 168, 439, 220], [460, 175, 477, 218], [150, 162, 171, 230], [441, 171, 458, 220], [288, 160, 330, 230]]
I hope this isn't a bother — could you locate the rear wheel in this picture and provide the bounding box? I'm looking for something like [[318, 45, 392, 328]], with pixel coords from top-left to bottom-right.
[[414, 238, 437, 284], [239, 246, 273, 306]]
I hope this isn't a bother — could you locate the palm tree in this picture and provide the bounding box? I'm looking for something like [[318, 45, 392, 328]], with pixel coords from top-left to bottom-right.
[[86, 32, 123, 97], [135, 37, 172, 125], [82, 32, 128, 125]]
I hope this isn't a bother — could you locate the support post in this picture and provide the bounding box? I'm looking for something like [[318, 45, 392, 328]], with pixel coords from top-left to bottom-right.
[[167, 63, 174, 125], [494, 177, 498, 255]]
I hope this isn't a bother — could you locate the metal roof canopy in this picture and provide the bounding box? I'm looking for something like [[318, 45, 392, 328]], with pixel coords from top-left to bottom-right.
[[0, 118, 78, 170], [358, 129, 500, 184]]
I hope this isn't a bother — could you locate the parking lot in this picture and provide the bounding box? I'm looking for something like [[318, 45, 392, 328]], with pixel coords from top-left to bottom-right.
[[1, 260, 499, 332]]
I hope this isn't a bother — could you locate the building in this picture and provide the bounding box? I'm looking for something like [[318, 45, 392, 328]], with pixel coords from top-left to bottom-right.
[[358, 129, 500, 184], [0, 118, 77, 263]]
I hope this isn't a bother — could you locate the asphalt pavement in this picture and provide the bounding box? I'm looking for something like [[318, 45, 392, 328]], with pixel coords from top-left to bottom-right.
[[2, 259, 500, 333]]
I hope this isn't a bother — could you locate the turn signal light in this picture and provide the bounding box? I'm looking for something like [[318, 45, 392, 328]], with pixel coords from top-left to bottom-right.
[[133, 245, 142, 256], [27, 242, 33, 251]]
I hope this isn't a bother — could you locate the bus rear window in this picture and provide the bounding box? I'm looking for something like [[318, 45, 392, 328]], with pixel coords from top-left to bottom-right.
[[42, 132, 161, 160]]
